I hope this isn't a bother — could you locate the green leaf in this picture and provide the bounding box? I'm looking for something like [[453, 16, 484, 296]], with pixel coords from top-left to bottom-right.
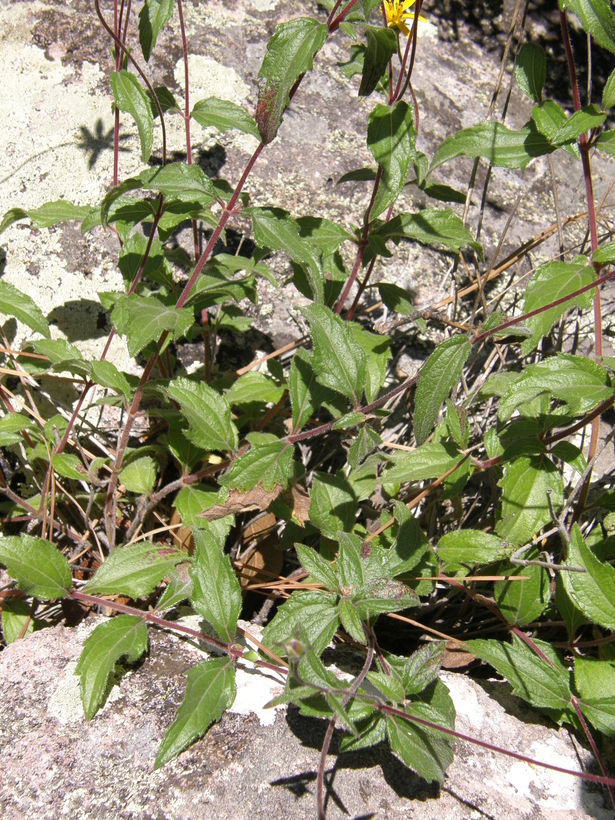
[[262, 589, 340, 656], [414, 336, 471, 445], [551, 105, 605, 145], [76, 615, 148, 720], [338, 597, 366, 643], [192, 97, 259, 139], [28, 338, 86, 374], [120, 456, 157, 495], [562, 524, 615, 630], [190, 530, 241, 642], [173, 485, 220, 528], [139, 0, 174, 61], [495, 549, 551, 625], [295, 544, 339, 590], [52, 453, 87, 481], [354, 578, 419, 619], [575, 657, 615, 735], [359, 27, 397, 96], [515, 43, 546, 101], [304, 304, 366, 401], [0, 413, 34, 446], [219, 438, 294, 492], [256, 17, 328, 143], [309, 472, 358, 539], [348, 323, 390, 402], [288, 349, 331, 432], [112, 294, 194, 357], [89, 360, 132, 400], [401, 642, 446, 695], [0, 280, 50, 338], [370, 209, 482, 256], [378, 282, 414, 315], [596, 129, 615, 156], [226, 372, 284, 406], [118, 232, 172, 287], [83, 542, 187, 598], [560, 0, 615, 55], [497, 455, 563, 545], [384, 441, 461, 485], [1, 599, 37, 643], [0, 535, 71, 599], [530, 101, 578, 160], [430, 120, 553, 172], [602, 67, 615, 109], [520, 260, 595, 354], [367, 101, 416, 216], [437, 530, 512, 564], [155, 657, 236, 767], [168, 377, 238, 453], [110, 71, 154, 163], [593, 242, 615, 263], [467, 635, 571, 710], [0, 200, 91, 234], [143, 162, 217, 204]]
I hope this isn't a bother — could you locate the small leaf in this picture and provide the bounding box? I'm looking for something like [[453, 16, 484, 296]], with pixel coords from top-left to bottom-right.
[[338, 598, 366, 643], [437, 530, 512, 564], [110, 71, 154, 162], [112, 294, 194, 357], [367, 101, 416, 216], [142, 162, 217, 204], [0, 280, 51, 338], [384, 441, 461, 485], [309, 472, 358, 539], [52, 453, 87, 481], [348, 322, 390, 402], [139, 0, 174, 61], [256, 18, 327, 143], [378, 282, 414, 315], [190, 530, 242, 642], [560, 0, 615, 55], [262, 589, 339, 656], [370, 209, 482, 256], [83, 542, 187, 598], [562, 524, 615, 630], [76, 615, 148, 719], [495, 549, 551, 626], [602, 67, 615, 109], [226, 372, 284, 406], [596, 129, 615, 156], [551, 105, 605, 145], [192, 97, 259, 139], [414, 336, 471, 444], [289, 349, 331, 432], [0, 413, 34, 446], [0, 200, 91, 234], [295, 544, 338, 590], [497, 455, 563, 545], [168, 377, 238, 453], [219, 438, 294, 492], [575, 657, 615, 735], [89, 360, 132, 400], [304, 304, 366, 401], [401, 642, 446, 695], [359, 27, 397, 96], [515, 43, 546, 101], [155, 658, 236, 767], [1, 599, 36, 643], [0, 535, 71, 599], [120, 456, 157, 495]]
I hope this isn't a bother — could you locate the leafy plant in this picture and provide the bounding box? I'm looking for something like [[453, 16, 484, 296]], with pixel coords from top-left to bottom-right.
[[1, 0, 615, 814]]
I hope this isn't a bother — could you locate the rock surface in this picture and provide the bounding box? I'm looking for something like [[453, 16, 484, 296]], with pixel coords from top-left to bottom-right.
[[0, 617, 612, 819]]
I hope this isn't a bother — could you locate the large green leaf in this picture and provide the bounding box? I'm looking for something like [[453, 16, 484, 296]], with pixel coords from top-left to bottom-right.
[[0, 535, 71, 600], [367, 101, 416, 216], [562, 524, 615, 630], [168, 377, 238, 453], [304, 304, 366, 401], [414, 336, 471, 445], [309, 472, 357, 539], [575, 657, 615, 735], [262, 589, 340, 656], [89, 360, 133, 400], [560, 0, 615, 55], [110, 71, 154, 163], [295, 544, 339, 590], [370, 209, 481, 256], [76, 615, 148, 719], [190, 530, 241, 642], [226, 372, 285, 406], [191, 97, 259, 139], [0, 201, 91, 235], [384, 441, 461, 485], [348, 319, 391, 402], [120, 456, 157, 495], [288, 349, 332, 432], [359, 26, 397, 96], [83, 542, 187, 598], [496, 455, 563, 545], [155, 657, 236, 767], [139, 0, 175, 61], [430, 120, 553, 172], [467, 635, 571, 711], [112, 294, 194, 356], [143, 162, 217, 203], [0, 280, 50, 338], [219, 437, 294, 492], [495, 549, 551, 625], [515, 43, 546, 102], [256, 17, 328, 143], [437, 530, 512, 564]]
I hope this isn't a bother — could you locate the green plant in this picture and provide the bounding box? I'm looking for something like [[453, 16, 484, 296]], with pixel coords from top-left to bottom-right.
[[1, 0, 615, 815]]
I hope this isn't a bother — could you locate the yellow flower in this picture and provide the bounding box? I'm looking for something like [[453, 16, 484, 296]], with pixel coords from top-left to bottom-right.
[[383, 0, 425, 37]]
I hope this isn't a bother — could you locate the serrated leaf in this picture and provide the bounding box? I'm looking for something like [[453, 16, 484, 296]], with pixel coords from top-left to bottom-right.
[[552, 105, 605, 145], [289, 349, 331, 432], [156, 564, 193, 612], [110, 71, 154, 162], [144, 162, 217, 203], [575, 657, 615, 735], [167, 377, 238, 453], [120, 456, 157, 495], [401, 642, 446, 695], [378, 282, 414, 315], [219, 439, 294, 492], [515, 43, 546, 101], [304, 304, 366, 401], [560, 0, 615, 55], [76, 615, 148, 719], [155, 657, 235, 767], [0, 280, 50, 338], [1, 599, 35, 643], [52, 453, 87, 481], [190, 530, 241, 642], [0, 200, 91, 234], [368, 667, 406, 703], [256, 17, 327, 143], [340, 713, 386, 752], [112, 294, 194, 357], [139, 0, 174, 61], [226, 372, 284, 406], [437, 530, 512, 564], [354, 578, 419, 619], [173, 485, 220, 527], [0, 413, 34, 446], [497, 455, 563, 545], [603, 67, 615, 109], [520, 260, 595, 354], [295, 544, 338, 590], [562, 524, 615, 630], [414, 336, 471, 445], [309, 472, 358, 539], [495, 549, 551, 626], [83, 542, 187, 598], [596, 129, 615, 156], [338, 597, 366, 643], [262, 589, 339, 656], [359, 26, 397, 96], [370, 209, 482, 256], [28, 338, 86, 373], [192, 97, 259, 139], [430, 120, 553, 172], [0, 535, 71, 599], [348, 323, 390, 402], [367, 101, 416, 216], [467, 635, 571, 710], [384, 441, 461, 485], [89, 360, 132, 400]]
